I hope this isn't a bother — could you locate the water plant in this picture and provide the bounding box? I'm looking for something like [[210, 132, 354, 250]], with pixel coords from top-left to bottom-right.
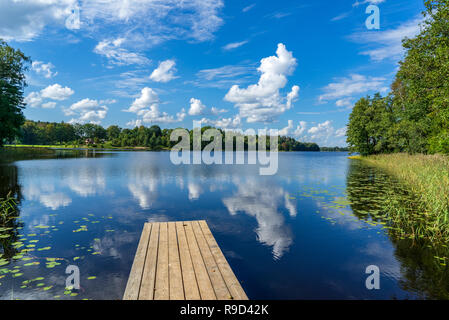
[[0, 193, 23, 259], [356, 154, 449, 242]]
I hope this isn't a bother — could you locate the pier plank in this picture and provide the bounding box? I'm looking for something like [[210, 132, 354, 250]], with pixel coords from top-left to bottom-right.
[[123, 223, 151, 300], [199, 220, 249, 300], [155, 222, 169, 300], [139, 222, 159, 300], [176, 221, 201, 300], [168, 222, 184, 300], [123, 220, 247, 300]]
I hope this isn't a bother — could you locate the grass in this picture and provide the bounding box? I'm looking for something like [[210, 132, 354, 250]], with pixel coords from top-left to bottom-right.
[[0, 193, 17, 224], [358, 153, 449, 242], [4, 144, 170, 151], [5, 144, 76, 148]]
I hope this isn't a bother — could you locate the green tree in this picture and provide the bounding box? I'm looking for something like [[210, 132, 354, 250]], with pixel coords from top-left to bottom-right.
[[348, 1, 449, 155], [0, 40, 30, 146], [346, 94, 396, 155], [107, 125, 121, 141], [347, 97, 373, 155], [392, 0, 449, 154]]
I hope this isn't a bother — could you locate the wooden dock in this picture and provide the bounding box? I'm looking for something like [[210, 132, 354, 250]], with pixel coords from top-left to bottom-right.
[[123, 220, 248, 300]]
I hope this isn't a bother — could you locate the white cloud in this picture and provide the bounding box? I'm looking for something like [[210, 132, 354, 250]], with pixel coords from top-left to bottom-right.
[[0, 0, 77, 42], [335, 98, 353, 109], [125, 87, 186, 125], [211, 107, 228, 115], [335, 127, 347, 138], [279, 120, 294, 136], [139, 105, 186, 124], [94, 38, 150, 66], [126, 87, 159, 113], [319, 74, 388, 104], [66, 98, 109, 124], [279, 120, 347, 146], [188, 98, 206, 116], [353, 0, 386, 7], [242, 4, 256, 12], [24, 91, 44, 108], [187, 98, 228, 117], [278, 120, 307, 137], [308, 120, 332, 135], [150, 60, 178, 83], [81, 0, 224, 43], [70, 98, 101, 112], [25, 83, 74, 108], [294, 121, 307, 136], [198, 65, 254, 81], [105, 70, 154, 97], [41, 101, 57, 109], [100, 99, 117, 105], [1, 0, 224, 44], [224, 43, 300, 123], [304, 121, 347, 146], [331, 12, 351, 22], [200, 115, 242, 129], [223, 41, 248, 51], [191, 65, 255, 89], [350, 16, 423, 62], [32, 61, 57, 78], [41, 84, 74, 100], [77, 110, 108, 123]]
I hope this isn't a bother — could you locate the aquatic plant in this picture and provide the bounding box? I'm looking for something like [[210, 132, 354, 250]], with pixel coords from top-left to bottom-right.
[[0, 192, 17, 224], [0, 192, 23, 260], [358, 154, 449, 242], [346, 160, 449, 298]]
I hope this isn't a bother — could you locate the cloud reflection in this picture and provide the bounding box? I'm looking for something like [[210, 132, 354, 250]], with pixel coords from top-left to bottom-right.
[[222, 179, 296, 260]]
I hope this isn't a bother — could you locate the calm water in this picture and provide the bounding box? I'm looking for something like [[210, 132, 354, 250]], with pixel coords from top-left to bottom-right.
[[0, 151, 448, 300]]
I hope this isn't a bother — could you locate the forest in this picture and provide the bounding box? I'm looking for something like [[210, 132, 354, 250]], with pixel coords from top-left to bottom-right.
[[347, 0, 448, 156], [12, 120, 321, 152]]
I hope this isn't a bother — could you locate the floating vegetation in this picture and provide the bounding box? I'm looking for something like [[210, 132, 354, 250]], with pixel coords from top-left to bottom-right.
[[0, 207, 121, 300], [73, 225, 88, 233]]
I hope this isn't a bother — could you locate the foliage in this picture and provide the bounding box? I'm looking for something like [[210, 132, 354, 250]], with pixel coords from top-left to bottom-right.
[[361, 153, 449, 242], [347, 1, 449, 155], [0, 192, 22, 259], [320, 146, 349, 152], [14, 120, 320, 151], [347, 159, 449, 298], [0, 40, 30, 147], [0, 193, 17, 225]]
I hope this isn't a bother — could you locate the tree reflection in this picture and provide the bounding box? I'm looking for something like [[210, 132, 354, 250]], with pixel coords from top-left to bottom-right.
[[0, 163, 23, 260], [346, 160, 449, 299]]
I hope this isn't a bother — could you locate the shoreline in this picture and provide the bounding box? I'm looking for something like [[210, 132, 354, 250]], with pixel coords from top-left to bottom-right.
[[3, 145, 349, 152]]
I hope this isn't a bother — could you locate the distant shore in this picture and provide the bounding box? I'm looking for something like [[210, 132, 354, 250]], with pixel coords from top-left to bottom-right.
[[3, 145, 348, 152]]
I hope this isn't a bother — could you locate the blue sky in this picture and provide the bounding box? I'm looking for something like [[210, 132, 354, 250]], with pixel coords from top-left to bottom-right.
[[1, 0, 425, 146]]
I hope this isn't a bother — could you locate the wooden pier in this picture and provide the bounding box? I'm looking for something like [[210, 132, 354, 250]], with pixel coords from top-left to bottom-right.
[[123, 220, 248, 300]]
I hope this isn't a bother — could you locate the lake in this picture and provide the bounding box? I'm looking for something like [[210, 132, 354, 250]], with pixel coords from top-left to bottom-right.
[[0, 151, 448, 300]]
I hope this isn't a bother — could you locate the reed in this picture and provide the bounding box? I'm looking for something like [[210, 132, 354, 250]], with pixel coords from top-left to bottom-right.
[[361, 153, 449, 242], [0, 192, 18, 224]]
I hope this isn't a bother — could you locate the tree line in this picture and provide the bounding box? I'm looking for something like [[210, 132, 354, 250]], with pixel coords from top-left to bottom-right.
[[347, 0, 449, 156], [13, 120, 321, 151]]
